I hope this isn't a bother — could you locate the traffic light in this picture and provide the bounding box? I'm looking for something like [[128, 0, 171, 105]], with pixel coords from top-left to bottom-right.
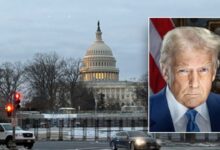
[[14, 92, 21, 109], [5, 103, 14, 117]]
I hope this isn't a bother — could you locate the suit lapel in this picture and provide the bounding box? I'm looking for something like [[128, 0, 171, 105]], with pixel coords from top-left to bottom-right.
[[206, 93, 220, 131], [150, 88, 175, 132]]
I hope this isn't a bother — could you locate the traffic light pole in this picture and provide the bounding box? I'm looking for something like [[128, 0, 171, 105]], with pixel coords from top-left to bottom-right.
[[5, 91, 21, 150], [11, 125, 17, 150], [10, 109, 17, 150], [10, 92, 18, 150]]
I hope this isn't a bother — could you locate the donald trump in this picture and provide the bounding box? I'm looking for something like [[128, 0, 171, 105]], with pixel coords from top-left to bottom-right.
[[150, 27, 220, 132]]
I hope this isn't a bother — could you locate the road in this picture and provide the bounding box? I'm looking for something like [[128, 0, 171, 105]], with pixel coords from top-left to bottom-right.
[[162, 147, 220, 150], [0, 141, 219, 150], [33, 141, 110, 150], [32, 141, 220, 150]]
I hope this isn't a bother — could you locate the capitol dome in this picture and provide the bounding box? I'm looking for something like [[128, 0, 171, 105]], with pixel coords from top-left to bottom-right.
[[80, 21, 119, 81]]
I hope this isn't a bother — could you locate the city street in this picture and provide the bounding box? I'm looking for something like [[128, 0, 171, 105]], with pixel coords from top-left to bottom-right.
[[33, 141, 110, 150], [0, 141, 220, 150], [32, 141, 220, 150], [31, 141, 220, 150]]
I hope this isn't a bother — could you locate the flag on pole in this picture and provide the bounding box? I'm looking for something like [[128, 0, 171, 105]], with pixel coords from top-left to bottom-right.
[[149, 18, 175, 93]]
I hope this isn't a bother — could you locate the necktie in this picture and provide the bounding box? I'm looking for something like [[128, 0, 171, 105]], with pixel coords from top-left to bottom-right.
[[186, 109, 200, 132]]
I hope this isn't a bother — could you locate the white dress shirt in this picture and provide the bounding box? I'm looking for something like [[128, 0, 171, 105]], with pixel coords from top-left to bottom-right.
[[166, 86, 211, 132]]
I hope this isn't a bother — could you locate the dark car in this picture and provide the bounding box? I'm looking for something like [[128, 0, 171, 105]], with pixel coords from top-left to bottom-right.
[[110, 131, 161, 150]]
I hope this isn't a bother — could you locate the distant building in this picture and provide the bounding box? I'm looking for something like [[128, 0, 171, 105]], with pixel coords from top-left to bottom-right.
[[80, 22, 143, 107], [80, 21, 119, 82]]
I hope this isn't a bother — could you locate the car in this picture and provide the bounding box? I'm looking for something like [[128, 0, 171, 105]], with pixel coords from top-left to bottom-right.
[[0, 123, 35, 149], [110, 131, 161, 150]]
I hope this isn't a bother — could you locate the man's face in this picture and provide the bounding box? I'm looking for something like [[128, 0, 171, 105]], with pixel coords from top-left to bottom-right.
[[166, 49, 216, 108]]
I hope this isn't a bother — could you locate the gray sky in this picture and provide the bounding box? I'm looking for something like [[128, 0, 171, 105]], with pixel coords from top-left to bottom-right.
[[0, 0, 219, 80]]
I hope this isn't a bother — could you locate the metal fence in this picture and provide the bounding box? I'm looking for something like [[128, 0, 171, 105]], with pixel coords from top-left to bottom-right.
[[18, 117, 147, 141], [3, 116, 220, 143]]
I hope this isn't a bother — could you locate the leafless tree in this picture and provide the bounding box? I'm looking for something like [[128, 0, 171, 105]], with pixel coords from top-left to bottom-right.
[[58, 58, 95, 111], [24, 52, 65, 111], [135, 74, 148, 107], [68, 82, 95, 111], [0, 62, 23, 120], [0, 62, 24, 101], [24, 53, 94, 112], [61, 58, 81, 108]]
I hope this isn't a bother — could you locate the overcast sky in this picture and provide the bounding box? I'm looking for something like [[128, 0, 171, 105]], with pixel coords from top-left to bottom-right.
[[0, 0, 219, 80]]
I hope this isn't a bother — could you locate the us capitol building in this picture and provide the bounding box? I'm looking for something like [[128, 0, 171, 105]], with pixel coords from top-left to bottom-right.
[[80, 22, 143, 107]]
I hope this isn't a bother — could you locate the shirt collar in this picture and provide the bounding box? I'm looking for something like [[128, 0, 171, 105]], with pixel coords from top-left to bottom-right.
[[166, 86, 210, 124], [194, 102, 210, 122], [166, 86, 188, 124]]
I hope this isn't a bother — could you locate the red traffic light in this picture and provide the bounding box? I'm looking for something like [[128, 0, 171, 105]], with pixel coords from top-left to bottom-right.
[[14, 92, 21, 109], [14, 92, 20, 101]]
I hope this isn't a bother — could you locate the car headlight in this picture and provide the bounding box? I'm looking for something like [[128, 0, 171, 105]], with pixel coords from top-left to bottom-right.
[[135, 138, 145, 146], [156, 139, 162, 145]]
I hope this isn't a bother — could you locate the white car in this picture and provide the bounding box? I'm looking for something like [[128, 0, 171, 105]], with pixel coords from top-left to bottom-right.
[[0, 123, 35, 149]]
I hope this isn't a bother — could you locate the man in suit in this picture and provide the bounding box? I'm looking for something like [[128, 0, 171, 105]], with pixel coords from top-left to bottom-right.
[[150, 27, 220, 132]]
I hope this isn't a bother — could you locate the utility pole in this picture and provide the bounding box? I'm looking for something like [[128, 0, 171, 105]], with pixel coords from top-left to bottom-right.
[[10, 92, 18, 150], [5, 91, 21, 150], [11, 109, 17, 150]]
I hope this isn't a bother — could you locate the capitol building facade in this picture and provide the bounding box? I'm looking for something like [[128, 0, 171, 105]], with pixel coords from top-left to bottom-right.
[[80, 22, 143, 106]]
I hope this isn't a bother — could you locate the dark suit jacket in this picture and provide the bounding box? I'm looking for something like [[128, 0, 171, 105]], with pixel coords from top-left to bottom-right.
[[150, 88, 220, 132]]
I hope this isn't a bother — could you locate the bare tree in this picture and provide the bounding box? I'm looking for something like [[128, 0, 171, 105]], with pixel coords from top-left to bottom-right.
[[61, 58, 81, 108], [135, 74, 148, 107], [57, 58, 95, 110], [24, 52, 65, 111], [24, 52, 95, 112], [0, 62, 23, 101], [0, 62, 23, 120], [69, 82, 95, 111]]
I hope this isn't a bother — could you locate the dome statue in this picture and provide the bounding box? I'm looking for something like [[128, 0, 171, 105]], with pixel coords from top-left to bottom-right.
[[80, 21, 119, 81]]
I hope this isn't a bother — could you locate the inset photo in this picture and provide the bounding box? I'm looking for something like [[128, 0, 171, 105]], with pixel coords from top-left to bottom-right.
[[149, 18, 220, 132]]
